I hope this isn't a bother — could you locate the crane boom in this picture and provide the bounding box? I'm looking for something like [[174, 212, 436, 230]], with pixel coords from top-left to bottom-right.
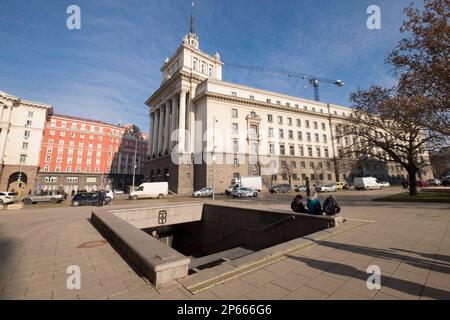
[[225, 62, 344, 102]]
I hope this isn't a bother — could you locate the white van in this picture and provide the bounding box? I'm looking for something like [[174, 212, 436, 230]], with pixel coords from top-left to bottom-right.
[[129, 182, 168, 200], [354, 177, 381, 191]]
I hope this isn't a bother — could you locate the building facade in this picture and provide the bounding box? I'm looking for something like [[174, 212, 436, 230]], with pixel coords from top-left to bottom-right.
[[37, 114, 149, 193], [144, 19, 434, 195], [0, 91, 53, 195]]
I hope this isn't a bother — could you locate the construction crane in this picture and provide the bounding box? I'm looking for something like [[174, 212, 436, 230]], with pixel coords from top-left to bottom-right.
[[225, 63, 345, 102]]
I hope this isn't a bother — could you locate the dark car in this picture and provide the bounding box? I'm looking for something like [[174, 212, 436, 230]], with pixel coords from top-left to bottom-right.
[[270, 184, 292, 194], [71, 192, 109, 207]]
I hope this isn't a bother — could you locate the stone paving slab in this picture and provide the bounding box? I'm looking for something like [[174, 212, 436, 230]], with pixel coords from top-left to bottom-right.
[[0, 196, 449, 300]]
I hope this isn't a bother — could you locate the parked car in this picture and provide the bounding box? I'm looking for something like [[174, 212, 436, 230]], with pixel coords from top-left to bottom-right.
[[22, 190, 65, 205], [428, 179, 442, 186], [114, 190, 124, 194], [104, 190, 114, 201], [270, 184, 292, 194], [335, 182, 345, 190], [71, 192, 104, 207], [231, 187, 259, 198], [343, 183, 355, 190], [0, 192, 19, 205], [193, 188, 213, 198], [377, 181, 391, 188], [295, 185, 308, 192], [316, 184, 337, 193], [417, 180, 429, 187], [442, 178, 450, 187], [225, 176, 262, 196]]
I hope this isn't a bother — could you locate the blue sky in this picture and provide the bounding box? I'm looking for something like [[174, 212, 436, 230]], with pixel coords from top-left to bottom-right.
[[0, 0, 416, 132]]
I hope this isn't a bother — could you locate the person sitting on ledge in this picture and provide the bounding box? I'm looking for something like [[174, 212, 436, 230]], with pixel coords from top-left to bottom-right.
[[291, 195, 308, 214], [307, 192, 323, 215], [322, 196, 341, 216]]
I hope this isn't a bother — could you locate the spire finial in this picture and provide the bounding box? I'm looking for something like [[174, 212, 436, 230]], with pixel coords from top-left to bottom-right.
[[190, 0, 195, 34]]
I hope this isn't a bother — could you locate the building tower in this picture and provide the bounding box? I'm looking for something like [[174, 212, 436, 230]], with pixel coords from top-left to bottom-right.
[[144, 7, 223, 195]]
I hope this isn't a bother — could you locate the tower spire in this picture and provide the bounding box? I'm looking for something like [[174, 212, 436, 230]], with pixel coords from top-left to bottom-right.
[[190, 1, 195, 34]]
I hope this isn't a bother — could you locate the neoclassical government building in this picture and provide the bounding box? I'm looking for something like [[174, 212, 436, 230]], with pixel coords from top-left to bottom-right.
[[144, 18, 433, 195]]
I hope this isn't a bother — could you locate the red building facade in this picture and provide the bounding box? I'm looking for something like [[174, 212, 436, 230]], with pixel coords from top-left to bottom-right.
[[37, 114, 149, 192]]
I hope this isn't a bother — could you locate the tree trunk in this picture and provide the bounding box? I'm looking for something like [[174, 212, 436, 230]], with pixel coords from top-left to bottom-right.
[[408, 169, 418, 196]]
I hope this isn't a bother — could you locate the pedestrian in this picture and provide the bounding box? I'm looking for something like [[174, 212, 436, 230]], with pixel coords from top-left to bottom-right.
[[307, 192, 323, 215], [291, 195, 307, 213]]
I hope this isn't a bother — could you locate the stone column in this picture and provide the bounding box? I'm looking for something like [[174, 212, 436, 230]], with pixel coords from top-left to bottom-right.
[[171, 95, 179, 150], [151, 110, 159, 157], [178, 91, 187, 153], [163, 100, 171, 155], [157, 106, 165, 156], [148, 112, 154, 157]]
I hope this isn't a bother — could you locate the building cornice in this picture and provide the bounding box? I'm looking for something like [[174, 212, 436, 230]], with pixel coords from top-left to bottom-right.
[[193, 91, 350, 122]]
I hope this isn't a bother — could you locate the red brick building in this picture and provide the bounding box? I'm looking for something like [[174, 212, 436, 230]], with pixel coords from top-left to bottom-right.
[[37, 114, 149, 193]]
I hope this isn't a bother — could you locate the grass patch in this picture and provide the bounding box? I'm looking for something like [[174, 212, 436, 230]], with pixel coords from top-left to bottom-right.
[[374, 192, 450, 203]]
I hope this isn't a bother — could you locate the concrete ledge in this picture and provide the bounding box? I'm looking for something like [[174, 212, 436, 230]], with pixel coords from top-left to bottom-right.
[[421, 187, 450, 194], [91, 210, 191, 288]]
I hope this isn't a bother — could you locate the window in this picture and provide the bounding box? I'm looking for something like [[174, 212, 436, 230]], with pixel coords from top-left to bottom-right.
[[24, 131, 31, 139], [286, 102, 291, 107], [26, 120, 32, 127], [277, 116, 283, 125], [288, 130, 294, 140], [308, 147, 313, 157], [291, 161, 297, 168], [46, 155, 51, 162], [323, 135, 328, 143], [233, 158, 239, 166], [232, 139, 239, 153], [250, 143, 258, 154], [300, 161, 306, 169], [67, 177, 78, 183], [307, 133, 311, 142], [315, 133, 320, 143], [249, 125, 258, 139], [296, 119, 301, 127], [47, 147, 52, 154], [276, 101, 281, 105], [314, 122, 318, 130], [86, 177, 97, 183], [28, 111, 33, 118], [305, 120, 310, 129], [280, 144, 285, 155], [60, 131, 66, 137], [232, 109, 238, 118], [322, 123, 326, 130], [44, 165, 50, 172], [231, 92, 237, 97], [267, 99, 272, 104], [328, 174, 332, 181], [297, 131, 303, 141], [316, 147, 321, 158], [249, 95, 255, 100], [269, 144, 275, 155], [268, 128, 274, 138], [208, 65, 213, 77], [268, 114, 273, 123], [55, 165, 61, 173], [287, 118, 292, 126], [324, 148, 329, 158], [289, 145, 295, 156], [299, 146, 304, 157], [57, 156, 62, 163], [22, 142, 28, 150], [45, 176, 58, 183], [279, 129, 284, 139], [20, 154, 27, 163], [310, 162, 315, 169], [193, 58, 198, 71]]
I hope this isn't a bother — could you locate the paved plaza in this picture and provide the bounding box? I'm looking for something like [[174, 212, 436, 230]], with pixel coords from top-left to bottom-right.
[[0, 188, 449, 300]]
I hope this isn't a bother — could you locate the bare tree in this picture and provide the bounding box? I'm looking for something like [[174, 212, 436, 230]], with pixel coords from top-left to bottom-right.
[[343, 86, 445, 195], [388, 0, 450, 135]]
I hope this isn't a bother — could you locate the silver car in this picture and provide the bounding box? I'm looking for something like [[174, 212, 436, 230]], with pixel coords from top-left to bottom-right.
[[0, 192, 19, 205], [231, 187, 259, 198], [193, 187, 213, 198], [22, 190, 65, 204]]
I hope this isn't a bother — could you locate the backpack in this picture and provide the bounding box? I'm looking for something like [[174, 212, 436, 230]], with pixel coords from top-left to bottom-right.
[[323, 197, 340, 215]]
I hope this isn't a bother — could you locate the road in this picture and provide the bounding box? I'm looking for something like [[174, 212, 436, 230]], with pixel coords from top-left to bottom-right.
[[8, 187, 404, 212]]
